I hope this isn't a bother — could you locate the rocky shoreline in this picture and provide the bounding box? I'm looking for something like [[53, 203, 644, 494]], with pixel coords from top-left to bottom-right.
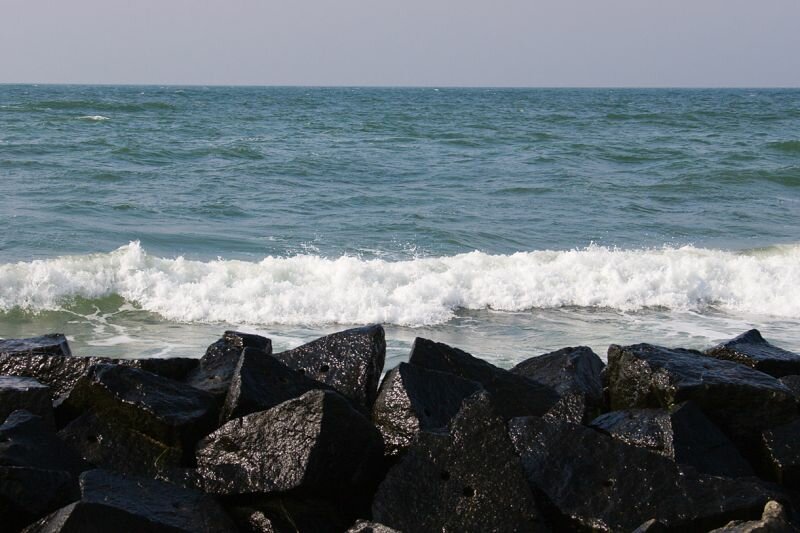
[[1, 326, 800, 531]]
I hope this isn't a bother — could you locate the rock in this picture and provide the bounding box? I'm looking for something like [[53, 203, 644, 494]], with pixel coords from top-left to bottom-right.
[[509, 416, 775, 531], [220, 347, 326, 423], [0, 376, 54, 428], [273, 325, 385, 411], [23, 469, 237, 532], [0, 410, 89, 476], [408, 337, 560, 419], [228, 498, 351, 533], [779, 375, 800, 401], [709, 500, 798, 532], [227, 506, 277, 533], [762, 418, 800, 488], [372, 391, 547, 532], [196, 389, 383, 497], [706, 329, 800, 378], [632, 519, 669, 532], [511, 346, 605, 423], [130, 358, 199, 382], [185, 331, 272, 399], [0, 334, 71, 357], [58, 364, 218, 457], [590, 402, 753, 478], [605, 343, 797, 455], [372, 362, 482, 457], [58, 412, 183, 477], [346, 520, 400, 533]]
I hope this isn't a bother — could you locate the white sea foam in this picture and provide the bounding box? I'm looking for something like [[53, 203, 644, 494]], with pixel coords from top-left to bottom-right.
[[1, 242, 799, 327], [79, 115, 110, 121]]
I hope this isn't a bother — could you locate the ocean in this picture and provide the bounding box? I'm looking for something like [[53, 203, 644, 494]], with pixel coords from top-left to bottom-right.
[[1, 85, 799, 369]]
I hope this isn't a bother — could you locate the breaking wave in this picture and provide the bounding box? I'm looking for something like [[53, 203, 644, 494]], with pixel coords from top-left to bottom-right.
[[1, 242, 799, 326]]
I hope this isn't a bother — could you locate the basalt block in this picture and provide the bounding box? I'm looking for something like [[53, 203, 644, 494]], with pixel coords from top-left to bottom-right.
[[509, 416, 775, 531], [0, 376, 54, 428], [511, 346, 605, 423], [273, 325, 385, 411], [709, 500, 798, 532], [346, 520, 400, 533], [372, 391, 547, 532], [706, 329, 800, 378], [372, 362, 482, 457], [196, 389, 383, 497], [590, 402, 753, 478], [762, 418, 800, 488], [408, 337, 559, 419], [220, 347, 327, 423], [0, 334, 71, 357], [605, 343, 797, 454], [185, 331, 272, 399], [0, 410, 89, 476], [59, 364, 218, 455], [228, 498, 351, 533], [23, 469, 237, 533]]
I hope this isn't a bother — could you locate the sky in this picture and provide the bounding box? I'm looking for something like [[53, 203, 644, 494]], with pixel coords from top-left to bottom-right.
[[2, 0, 799, 87]]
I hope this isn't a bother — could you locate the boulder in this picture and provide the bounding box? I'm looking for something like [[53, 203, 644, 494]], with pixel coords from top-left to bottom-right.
[[220, 347, 326, 423], [509, 416, 775, 531], [0, 376, 54, 428], [129, 358, 199, 382], [22, 469, 236, 532], [346, 520, 400, 533], [779, 375, 800, 402], [196, 389, 383, 497], [372, 391, 547, 532], [58, 412, 183, 477], [273, 325, 385, 411], [706, 329, 800, 378], [762, 418, 800, 488], [58, 364, 218, 457], [709, 500, 798, 532], [590, 402, 753, 478], [0, 410, 89, 476], [605, 343, 797, 454], [0, 334, 71, 357], [408, 337, 559, 419], [511, 346, 605, 423], [185, 331, 272, 399], [372, 362, 482, 457], [227, 498, 351, 533]]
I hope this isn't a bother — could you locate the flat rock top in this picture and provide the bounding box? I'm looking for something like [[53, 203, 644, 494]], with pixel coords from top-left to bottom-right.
[[0, 334, 71, 356]]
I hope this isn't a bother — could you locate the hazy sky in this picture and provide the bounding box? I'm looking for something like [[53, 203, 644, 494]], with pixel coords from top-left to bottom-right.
[[2, 0, 799, 87]]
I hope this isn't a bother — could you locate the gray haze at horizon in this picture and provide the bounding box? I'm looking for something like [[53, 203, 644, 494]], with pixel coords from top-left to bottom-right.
[[2, 0, 799, 87]]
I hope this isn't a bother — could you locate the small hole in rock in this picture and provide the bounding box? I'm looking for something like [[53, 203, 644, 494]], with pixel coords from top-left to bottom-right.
[[440, 470, 450, 481], [320, 364, 330, 373], [298, 369, 305, 375], [86, 434, 99, 444], [462, 486, 475, 498], [602, 479, 614, 488]]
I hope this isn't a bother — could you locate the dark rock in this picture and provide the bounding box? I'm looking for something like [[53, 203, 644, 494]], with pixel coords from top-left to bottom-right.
[[58, 412, 183, 477], [632, 519, 669, 532], [196, 389, 383, 496], [408, 337, 560, 419], [509, 416, 775, 531], [228, 498, 351, 533], [709, 500, 798, 532], [185, 331, 272, 399], [706, 329, 800, 378], [590, 402, 754, 477], [58, 364, 218, 456], [0, 376, 54, 427], [130, 358, 199, 382], [372, 362, 482, 457], [605, 343, 797, 454], [227, 506, 277, 533], [779, 375, 800, 401], [220, 347, 326, 423], [23, 469, 237, 532], [0, 334, 71, 357], [511, 346, 605, 423], [0, 410, 89, 476], [273, 325, 385, 411], [346, 520, 400, 533], [372, 391, 547, 532], [762, 418, 800, 488]]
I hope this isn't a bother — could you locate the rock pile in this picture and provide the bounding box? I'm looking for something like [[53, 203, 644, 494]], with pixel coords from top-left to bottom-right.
[[1, 327, 800, 531]]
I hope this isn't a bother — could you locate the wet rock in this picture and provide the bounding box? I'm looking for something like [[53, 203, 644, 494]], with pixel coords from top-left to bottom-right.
[[185, 331, 272, 399], [779, 375, 800, 402], [220, 347, 326, 423], [0, 376, 54, 428], [590, 402, 753, 477], [511, 346, 605, 423], [23, 469, 237, 532], [408, 337, 560, 419], [632, 519, 669, 532], [605, 343, 797, 454], [509, 416, 774, 531], [762, 418, 800, 488], [709, 500, 798, 532], [59, 364, 218, 456], [372, 362, 482, 457], [0, 410, 89, 476], [372, 391, 547, 532], [706, 329, 800, 378], [346, 520, 400, 533], [227, 506, 277, 533], [273, 325, 385, 411], [0, 334, 71, 357], [129, 358, 199, 382], [197, 389, 383, 497], [228, 498, 351, 533], [58, 412, 183, 477]]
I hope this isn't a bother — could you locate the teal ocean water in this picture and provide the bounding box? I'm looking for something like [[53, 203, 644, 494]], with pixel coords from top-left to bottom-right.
[[1, 85, 799, 367]]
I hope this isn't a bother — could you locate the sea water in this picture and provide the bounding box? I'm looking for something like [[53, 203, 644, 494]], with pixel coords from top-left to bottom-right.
[[1, 85, 799, 368]]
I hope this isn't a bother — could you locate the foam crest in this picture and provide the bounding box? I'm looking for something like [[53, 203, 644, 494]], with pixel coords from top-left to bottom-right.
[[1, 242, 798, 326]]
